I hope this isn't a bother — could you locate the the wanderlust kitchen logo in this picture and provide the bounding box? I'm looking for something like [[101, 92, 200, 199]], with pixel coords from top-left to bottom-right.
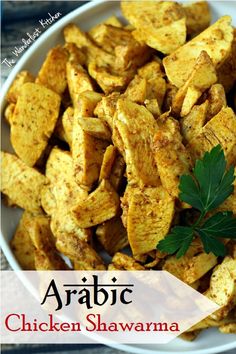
[[1, 271, 219, 344], [1, 12, 62, 68]]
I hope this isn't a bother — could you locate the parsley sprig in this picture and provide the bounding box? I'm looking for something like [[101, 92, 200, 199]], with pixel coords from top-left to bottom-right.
[[157, 145, 236, 258]]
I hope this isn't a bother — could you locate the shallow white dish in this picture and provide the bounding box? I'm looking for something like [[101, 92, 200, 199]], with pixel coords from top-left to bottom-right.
[[1, 1, 236, 353]]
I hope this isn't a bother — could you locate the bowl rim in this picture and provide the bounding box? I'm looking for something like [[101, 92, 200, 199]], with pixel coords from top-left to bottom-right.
[[110, 342, 236, 354], [1, 1, 236, 353]]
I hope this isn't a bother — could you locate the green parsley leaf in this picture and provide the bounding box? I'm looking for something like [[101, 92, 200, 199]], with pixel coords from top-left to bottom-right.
[[179, 145, 235, 214], [157, 226, 194, 259], [197, 230, 226, 257], [157, 145, 236, 258], [197, 211, 236, 238], [179, 175, 204, 211]]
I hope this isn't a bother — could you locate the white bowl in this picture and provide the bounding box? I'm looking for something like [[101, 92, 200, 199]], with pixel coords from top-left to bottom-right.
[[1, 1, 236, 353]]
